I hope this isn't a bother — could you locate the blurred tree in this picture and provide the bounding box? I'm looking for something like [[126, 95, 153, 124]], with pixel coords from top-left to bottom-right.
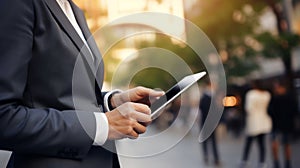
[[186, 0, 299, 83], [186, 0, 266, 81], [258, 0, 300, 82], [256, 32, 300, 78]]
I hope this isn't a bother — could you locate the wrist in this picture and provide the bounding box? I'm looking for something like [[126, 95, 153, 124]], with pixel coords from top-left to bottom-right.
[[110, 93, 121, 109], [109, 93, 119, 109], [105, 89, 123, 111]]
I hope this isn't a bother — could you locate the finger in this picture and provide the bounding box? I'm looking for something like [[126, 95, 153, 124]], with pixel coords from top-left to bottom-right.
[[137, 87, 165, 105], [124, 123, 140, 139], [148, 89, 165, 97], [132, 122, 147, 134], [135, 86, 164, 97], [106, 109, 148, 140], [140, 121, 152, 127], [116, 103, 151, 122], [118, 126, 139, 139], [125, 121, 147, 139], [132, 103, 152, 122], [110, 121, 139, 139], [127, 87, 149, 102], [127, 131, 139, 139], [133, 103, 151, 115], [130, 111, 151, 123], [117, 102, 150, 115]]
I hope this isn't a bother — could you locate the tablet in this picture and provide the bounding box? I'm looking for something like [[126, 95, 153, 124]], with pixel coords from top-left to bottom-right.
[[150, 71, 207, 119]]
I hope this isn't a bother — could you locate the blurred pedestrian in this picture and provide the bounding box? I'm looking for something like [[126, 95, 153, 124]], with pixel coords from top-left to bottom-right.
[[240, 80, 272, 168], [199, 80, 220, 166], [268, 81, 296, 168]]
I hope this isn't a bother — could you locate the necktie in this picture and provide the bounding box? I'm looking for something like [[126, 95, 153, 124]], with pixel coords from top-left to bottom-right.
[[58, 0, 95, 61]]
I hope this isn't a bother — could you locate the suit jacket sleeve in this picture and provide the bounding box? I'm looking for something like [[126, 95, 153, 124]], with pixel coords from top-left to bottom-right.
[[0, 0, 96, 159]]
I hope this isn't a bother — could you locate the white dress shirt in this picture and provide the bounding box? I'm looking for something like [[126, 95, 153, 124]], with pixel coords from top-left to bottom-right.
[[56, 0, 110, 146], [56, 0, 94, 61]]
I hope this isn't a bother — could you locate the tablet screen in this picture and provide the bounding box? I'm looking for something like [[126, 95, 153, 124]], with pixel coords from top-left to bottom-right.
[[150, 72, 206, 119]]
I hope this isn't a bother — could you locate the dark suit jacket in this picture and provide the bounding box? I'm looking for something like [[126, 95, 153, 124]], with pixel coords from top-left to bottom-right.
[[199, 93, 211, 126], [0, 0, 117, 167]]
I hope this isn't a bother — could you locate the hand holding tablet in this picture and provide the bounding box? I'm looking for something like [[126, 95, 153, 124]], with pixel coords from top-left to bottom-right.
[[150, 71, 207, 119]]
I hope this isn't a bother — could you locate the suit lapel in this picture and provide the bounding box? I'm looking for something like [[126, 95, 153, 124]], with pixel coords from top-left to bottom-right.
[[70, 1, 104, 89], [44, 0, 84, 53], [44, 0, 98, 75], [69, 1, 101, 65]]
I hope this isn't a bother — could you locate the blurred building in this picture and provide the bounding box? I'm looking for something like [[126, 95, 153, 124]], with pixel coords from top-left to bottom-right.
[[73, 0, 192, 75], [73, 0, 188, 36]]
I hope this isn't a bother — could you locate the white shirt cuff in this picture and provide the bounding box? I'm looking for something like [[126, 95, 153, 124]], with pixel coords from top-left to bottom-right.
[[93, 112, 109, 146], [103, 89, 123, 111]]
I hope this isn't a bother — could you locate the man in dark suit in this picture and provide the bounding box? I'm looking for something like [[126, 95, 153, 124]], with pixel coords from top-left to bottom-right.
[[199, 80, 220, 166], [0, 0, 163, 167]]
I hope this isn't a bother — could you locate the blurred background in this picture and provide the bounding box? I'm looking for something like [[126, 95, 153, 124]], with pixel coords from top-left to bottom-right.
[[1, 0, 300, 167], [74, 0, 300, 167]]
